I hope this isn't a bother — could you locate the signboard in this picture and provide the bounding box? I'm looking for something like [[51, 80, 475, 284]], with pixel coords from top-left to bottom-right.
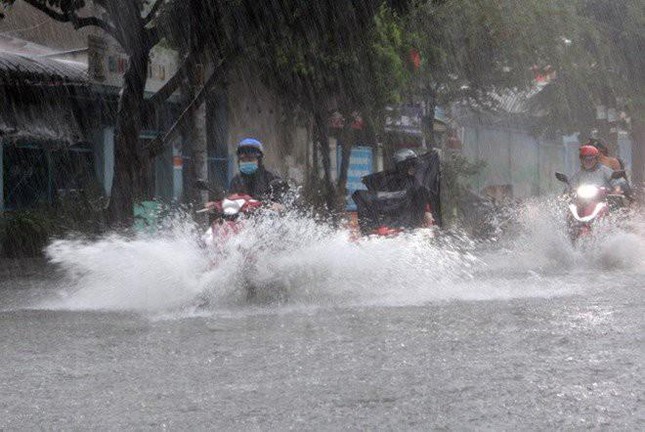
[[384, 104, 423, 136], [337, 146, 373, 211], [88, 35, 178, 94]]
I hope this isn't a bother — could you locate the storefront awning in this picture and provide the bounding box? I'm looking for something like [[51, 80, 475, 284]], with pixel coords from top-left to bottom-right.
[[0, 50, 87, 85], [0, 98, 87, 146], [0, 51, 89, 146]]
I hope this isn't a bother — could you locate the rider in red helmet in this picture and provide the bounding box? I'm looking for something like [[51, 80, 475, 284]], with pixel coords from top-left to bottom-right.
[[568, 145, 618, 191]]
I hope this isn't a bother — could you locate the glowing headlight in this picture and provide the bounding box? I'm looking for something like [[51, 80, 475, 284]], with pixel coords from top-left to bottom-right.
[[576, 185, 599, 199]]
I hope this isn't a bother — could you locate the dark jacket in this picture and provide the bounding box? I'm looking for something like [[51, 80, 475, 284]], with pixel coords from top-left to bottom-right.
[[229, 166, 282, 201]]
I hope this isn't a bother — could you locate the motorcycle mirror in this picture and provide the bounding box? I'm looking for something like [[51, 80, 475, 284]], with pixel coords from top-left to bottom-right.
[[193, 180, 225, 198], [194, 180, 210, 190], [611, 170, 626, 180], [269, 179, 289, 197], [194, 179, 212, 191], [555, 172, 569, 184]]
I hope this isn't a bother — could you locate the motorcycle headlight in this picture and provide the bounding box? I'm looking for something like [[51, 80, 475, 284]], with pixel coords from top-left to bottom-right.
[[576, 185, 599, 199]]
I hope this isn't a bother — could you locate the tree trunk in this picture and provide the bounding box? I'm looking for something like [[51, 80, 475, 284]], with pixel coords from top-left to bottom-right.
[[632, 116, 644, 190], [186, 60, 209, 205], [425, 87, 438, 149], [107, 48, 151, 226], [314, 111, 335, 212], [186, 0, 208, 206], [103, 0, 156, 227], [336, 126, 352, 207], [311, 122, 319, 180]]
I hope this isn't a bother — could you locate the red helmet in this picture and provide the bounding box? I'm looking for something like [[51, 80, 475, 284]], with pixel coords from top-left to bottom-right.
[[579, 145, 599, 157]]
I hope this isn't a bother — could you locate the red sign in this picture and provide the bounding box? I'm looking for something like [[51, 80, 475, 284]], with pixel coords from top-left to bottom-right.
[[410, 49, 421, 70]]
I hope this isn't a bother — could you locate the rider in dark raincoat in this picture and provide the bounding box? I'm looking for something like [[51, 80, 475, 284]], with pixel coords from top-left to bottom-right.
[[229, 138, 284, 202]]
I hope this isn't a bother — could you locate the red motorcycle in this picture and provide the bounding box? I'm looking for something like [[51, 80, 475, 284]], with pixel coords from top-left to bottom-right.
[[194, 179, 287, 248], [197, 193, 263, 250], [194, 180, 288, 302], [555, 172, 628, 241]]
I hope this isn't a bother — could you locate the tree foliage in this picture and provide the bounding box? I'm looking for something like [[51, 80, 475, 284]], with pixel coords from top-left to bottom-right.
[[528, 0, 644, 133], [403, 0, 577, 106], [3, 0, 641, 219]]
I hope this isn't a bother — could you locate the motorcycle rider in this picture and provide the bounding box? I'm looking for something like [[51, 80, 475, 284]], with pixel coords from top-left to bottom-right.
[[228, 138, 284, 201], [353, 147, 441, 234], [587, 138, 622, 171], [568, 145, 622, 192], [388, 148, 435, 227]]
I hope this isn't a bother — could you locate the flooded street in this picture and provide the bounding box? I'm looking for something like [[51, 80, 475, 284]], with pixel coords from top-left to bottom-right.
[[1, 0, 643, 429], [1, 212, 643, 430]]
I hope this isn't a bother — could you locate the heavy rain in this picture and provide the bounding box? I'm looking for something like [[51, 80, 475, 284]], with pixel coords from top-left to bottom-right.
[[0, 0, 643, 430]]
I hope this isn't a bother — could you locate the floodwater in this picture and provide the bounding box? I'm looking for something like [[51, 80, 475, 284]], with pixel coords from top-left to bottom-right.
[[1, 203, 643, 430]]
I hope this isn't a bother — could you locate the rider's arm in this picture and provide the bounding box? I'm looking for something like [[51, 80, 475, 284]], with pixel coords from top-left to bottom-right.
[[602, 166, 622, 192], [567, 171, 581, 192], [424, 204, 435, 226], [611, 177, 628, 194], [228, 175, 245, 194]]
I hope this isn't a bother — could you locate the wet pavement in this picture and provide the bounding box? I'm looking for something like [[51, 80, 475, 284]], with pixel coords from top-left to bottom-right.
[[1, 211, 643, 430]]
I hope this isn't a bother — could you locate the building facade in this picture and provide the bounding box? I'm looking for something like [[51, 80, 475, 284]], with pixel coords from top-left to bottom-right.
[[0, 4, 314, 212]]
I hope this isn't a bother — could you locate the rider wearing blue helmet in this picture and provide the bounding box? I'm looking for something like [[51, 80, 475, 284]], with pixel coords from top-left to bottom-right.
[[229, 138, 283, 201]]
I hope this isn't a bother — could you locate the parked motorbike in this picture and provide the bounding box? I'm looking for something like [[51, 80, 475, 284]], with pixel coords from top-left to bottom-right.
[[555, 171, 628, 241]]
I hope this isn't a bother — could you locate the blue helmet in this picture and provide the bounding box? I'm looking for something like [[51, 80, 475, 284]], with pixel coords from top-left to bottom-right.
[[237, 138, 264, 155]]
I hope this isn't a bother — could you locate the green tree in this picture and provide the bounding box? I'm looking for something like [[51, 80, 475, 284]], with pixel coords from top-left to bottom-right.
[[150, 1, 418, 214], [405, 0, 580, 120], [528, 0, 644, 186], [244, 2, 416, 213], [0, 0, 197, 225]]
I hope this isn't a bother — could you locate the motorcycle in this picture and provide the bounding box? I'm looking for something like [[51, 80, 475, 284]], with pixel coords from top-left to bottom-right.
[[555, 171, 628, 241], [194, 180, 289, 303], [350, 150, 442, 240], [197, 193, 263, 250], [350, 189, 437, 240]]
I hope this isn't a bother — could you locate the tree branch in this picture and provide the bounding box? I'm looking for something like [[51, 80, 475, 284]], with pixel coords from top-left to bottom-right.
[[145, 25, 160, 50], [145, 50, 196, 113], [22, 0, 67, 21], [144, 0, 165, 25], [22, 0, 122, 45], [70, 15, 117, 37], [146, 51, 239, 158]]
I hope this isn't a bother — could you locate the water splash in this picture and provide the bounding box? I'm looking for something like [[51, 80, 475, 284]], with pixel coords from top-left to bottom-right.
[[41, 200, 644, 315], [45, 217, 208, 312], [480, 197, 645, 273]]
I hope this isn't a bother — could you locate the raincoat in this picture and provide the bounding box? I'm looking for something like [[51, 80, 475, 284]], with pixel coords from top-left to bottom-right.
[[353, 150, 441, 233], [229, 166, 282, 201], [568, 163, 617, 191]]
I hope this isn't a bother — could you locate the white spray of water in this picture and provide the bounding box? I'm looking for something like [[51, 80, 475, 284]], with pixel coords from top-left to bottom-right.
[[45, 219, 208, 312], [42, 200, 644, 315]]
